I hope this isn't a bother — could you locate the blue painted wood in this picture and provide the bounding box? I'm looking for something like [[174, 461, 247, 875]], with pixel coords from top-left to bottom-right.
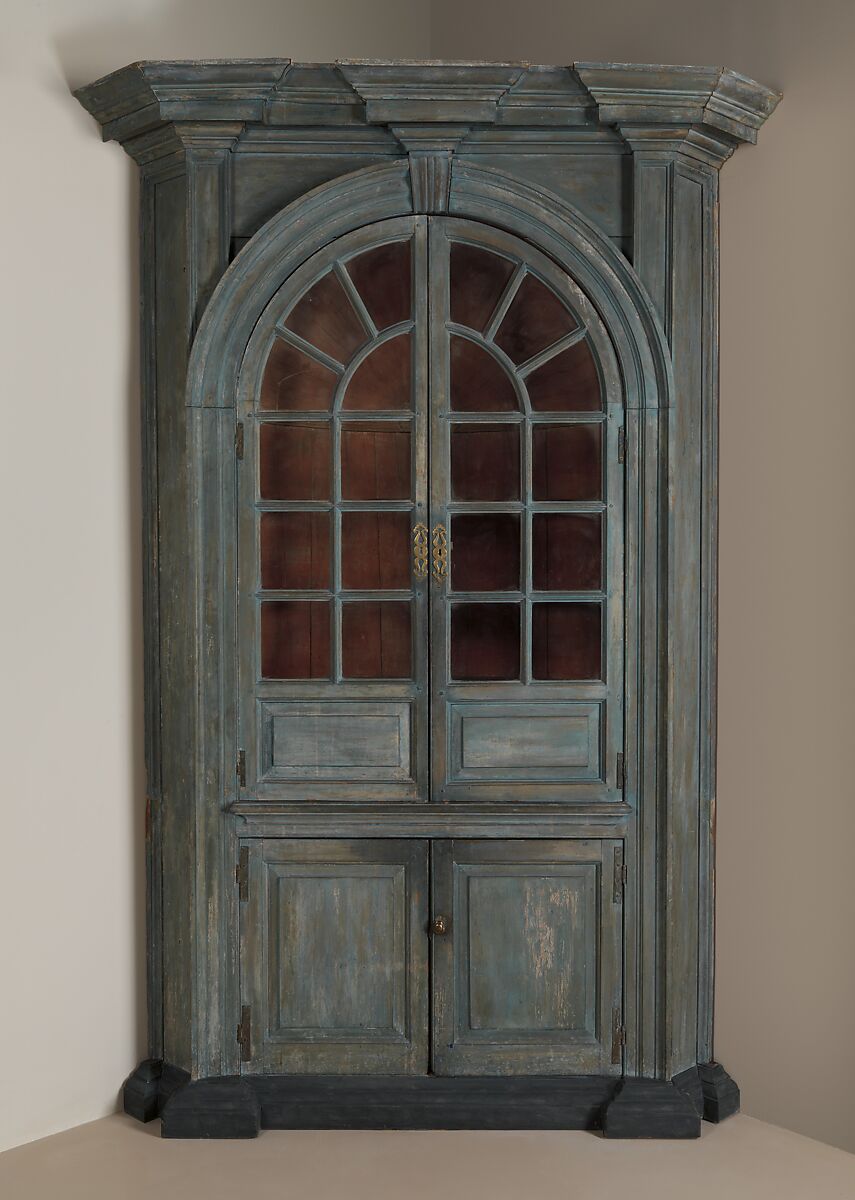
[[260, 701, 412, 782], [427, 214, 625, 806], [449, 702, 601, 780], [235, 216, 430, 806], [74, 60, 779, 1116], [432, 839, 623, 1075], [240, 838, 428, 1074]]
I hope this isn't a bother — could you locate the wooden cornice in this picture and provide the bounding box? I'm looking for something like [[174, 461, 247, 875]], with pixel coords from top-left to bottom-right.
[[574, 62, 781, 166], [336, 61, 524, 124], [73, 59, 291, 157], [74, 59, 780, 169]]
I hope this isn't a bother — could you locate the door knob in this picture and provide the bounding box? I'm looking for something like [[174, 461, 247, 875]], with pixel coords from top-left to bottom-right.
[[430, 914, 450, 935]]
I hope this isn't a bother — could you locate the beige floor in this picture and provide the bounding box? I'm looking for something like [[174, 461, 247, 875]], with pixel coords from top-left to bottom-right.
[[1, 1113, 854, 1200]]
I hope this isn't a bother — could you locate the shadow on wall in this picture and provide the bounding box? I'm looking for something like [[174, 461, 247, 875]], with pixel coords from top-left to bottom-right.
[[52, 0, 429, 93], [53, 43, 147, 1074]]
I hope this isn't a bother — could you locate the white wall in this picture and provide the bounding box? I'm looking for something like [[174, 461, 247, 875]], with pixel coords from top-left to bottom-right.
[[3, 0, 854, 1157], [0, 0, 429, 1154]]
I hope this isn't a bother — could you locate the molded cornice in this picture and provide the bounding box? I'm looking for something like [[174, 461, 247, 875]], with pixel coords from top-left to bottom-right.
[[336, 61, 524, 123], [74, 59, 780, 169], [74, 59, 290, 154], [574, 62, 781, 167]]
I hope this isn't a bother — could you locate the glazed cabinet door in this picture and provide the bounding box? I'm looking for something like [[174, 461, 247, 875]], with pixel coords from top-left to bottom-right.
[[429, 219, 624, 803], [239, 838, 429, 1074], [238, 215, 624, 806], [237, 217, 430, 802], [431, 839, 623, 1075]]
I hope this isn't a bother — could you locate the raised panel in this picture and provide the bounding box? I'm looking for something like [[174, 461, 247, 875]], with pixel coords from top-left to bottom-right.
[[432, 839, 622, 1076], [268, 865, 406, 1038], [464, 867, 597, 1034], [259, 701, 412, 782], [449, 702, 601, 783], [242, 839, 429, 1074]]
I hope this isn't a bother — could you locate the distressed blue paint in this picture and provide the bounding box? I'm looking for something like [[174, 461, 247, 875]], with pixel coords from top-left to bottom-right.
[[73, 61, 779, 1097]]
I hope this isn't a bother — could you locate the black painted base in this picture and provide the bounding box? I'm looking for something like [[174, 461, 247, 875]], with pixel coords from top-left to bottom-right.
[[672, 1061, 741, 1123], [252, 1074, 615, 1132], [698, 1062, 741, 1123], [602, 1078, 700, 1139], [162, 1078, 260, 1139], [122, 1059, 190, 1123], [672, 1064, 704, 1117], [123, 1062, 738, 1140]]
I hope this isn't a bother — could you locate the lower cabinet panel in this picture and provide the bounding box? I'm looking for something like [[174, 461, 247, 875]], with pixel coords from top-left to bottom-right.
[[240, 837, 623, 1078], [240, 838, 429, 1074], [431, 839, 623, 1076]]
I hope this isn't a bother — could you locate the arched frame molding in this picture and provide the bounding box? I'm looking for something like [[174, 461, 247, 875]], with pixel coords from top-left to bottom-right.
[[186, 159, 678, 1082], [188, 159, 673, 414]]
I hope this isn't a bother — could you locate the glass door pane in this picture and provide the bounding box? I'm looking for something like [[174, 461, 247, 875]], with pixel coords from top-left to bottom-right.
[[429, 217, 624, 803], [238, 216, 430, 802]]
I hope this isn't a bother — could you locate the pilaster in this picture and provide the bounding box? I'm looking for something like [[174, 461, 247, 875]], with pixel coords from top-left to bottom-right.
[[177, 124, 243, 333], [576, 63, 780, 1077]]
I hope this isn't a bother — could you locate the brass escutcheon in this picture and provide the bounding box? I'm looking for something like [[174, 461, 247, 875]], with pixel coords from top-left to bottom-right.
[[431, 523, 448, 584], [412, 522, 429, 579]]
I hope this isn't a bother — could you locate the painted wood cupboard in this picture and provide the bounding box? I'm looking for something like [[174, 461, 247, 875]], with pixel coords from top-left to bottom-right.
[[75, 60, 779, 1139]]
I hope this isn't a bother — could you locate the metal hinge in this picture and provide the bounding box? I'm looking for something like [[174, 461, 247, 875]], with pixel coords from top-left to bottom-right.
[[616, 751, 625, 790], [236, 749, 246, 788], [611, 1008, 626, 1063], [617, 425, 626, 464], [236, 847, 249, 902], [235, 420, 244, 460], [237, 1004, 252, 1062], [613, 846, 627, 903]]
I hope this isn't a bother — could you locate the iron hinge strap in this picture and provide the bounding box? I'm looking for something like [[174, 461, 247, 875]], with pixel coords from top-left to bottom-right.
[[616, 751, 625, 790], [617, 425, 626, 464], [613, 846, 627, 903], [236, 749, 246, 788], [611, 1007, 626, 1064], [237, 1005, 252, 1062], [236, 847, 250, 902], [235, 420, 245, 460]]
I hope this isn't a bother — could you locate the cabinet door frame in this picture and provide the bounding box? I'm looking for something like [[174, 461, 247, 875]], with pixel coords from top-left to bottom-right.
[[235, 213, 627, 809], [235, 217, 430, 804], [240, 837, 429, 1074], [431, 838, 624, 1076], [428, 218, 625, 805]]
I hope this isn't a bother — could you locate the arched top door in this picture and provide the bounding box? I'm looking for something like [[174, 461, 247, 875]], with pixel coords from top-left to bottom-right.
[[237, 215, 623, 804], [427, 219, 623, 803]]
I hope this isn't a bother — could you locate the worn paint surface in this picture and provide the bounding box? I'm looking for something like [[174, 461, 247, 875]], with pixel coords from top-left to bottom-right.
[[432, 839, 622, 1074], [73, 60, 779, 1089]]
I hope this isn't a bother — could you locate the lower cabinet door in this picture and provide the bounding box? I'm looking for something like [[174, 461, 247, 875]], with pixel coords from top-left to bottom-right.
[[240, 838, 429, 1074], [431, 839, 623, 1076]]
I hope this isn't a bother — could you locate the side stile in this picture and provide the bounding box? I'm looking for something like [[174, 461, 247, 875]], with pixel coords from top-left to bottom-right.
[[186, 132, 242, 1078]]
